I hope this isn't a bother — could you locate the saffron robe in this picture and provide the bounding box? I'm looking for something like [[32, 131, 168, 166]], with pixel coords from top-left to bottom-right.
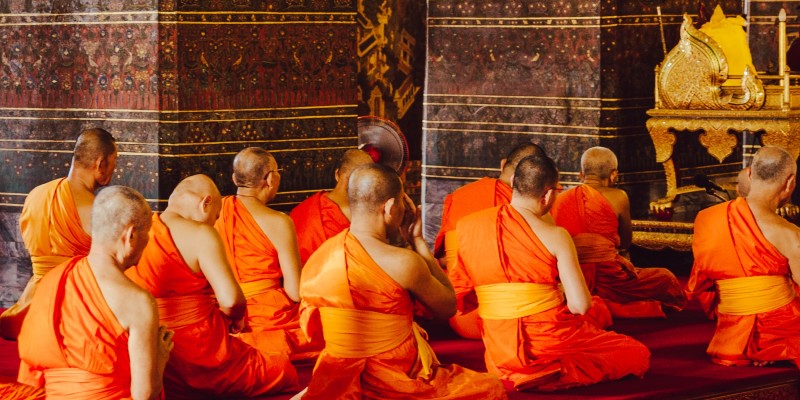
[[290, 191, 351, 265], [453, 205, 650, 390], [688, 198, 800, 366], [18, 257, 132, 399], [0, 178, 91, 339], [551, 184, 686, 318], [299, 230, 508, 399], [126, 215, 298, 399], [215, 196, 320, 360]]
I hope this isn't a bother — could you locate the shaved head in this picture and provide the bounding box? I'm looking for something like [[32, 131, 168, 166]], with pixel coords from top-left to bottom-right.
[[503, 142, 547, 173], [751, 146, 796, 184], [348, 163, 402, 213], [170, 174, 221, 202], [513, 155, 559, 198], [73, 128, 117, 169], [336, 149, 374, 183], [233, 147, 276, 188], [92, 185, 151, 242], [581, 146, 618, 179]]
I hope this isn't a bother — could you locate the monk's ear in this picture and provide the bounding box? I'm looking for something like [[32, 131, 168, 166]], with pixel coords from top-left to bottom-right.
[[785, 174, 797, 194], [334, 168, 341, 183], [499, 158, 507, 171], [610, 169, 619, 186], [200, 195, 212, 212], [509, 173, 515, 189], [384, 197, 396, 218]]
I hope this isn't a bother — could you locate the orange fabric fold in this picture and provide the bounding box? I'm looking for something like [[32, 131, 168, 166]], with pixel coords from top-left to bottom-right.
[[453, 205, 650, 390], [551, 185, 686, 317], [290, 191, 351, 265], [215, 196, 320, 360], [126, 214, 298, 399], [18, 257, 132, 399], [688, 198, 800, 366], [299, 230, 507, 399], [1, 179, 91, 339]]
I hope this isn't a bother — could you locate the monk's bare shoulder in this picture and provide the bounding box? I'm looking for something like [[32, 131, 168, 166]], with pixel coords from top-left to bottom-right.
[[599, 187, 630, 214], [103, 274, 157, 331], [373, 242, 426, 290], [255, 207, 296, 236], [534, 223, 575, 257]]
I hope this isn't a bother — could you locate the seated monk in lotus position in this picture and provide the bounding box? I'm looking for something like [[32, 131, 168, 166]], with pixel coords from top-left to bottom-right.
[[18, 186, 173, 399], [0, 128, 117, 340], [290, 149, 373, 265], [689, 146, 800, 367], [215, 147, 321, 360], [452, 155, 650, 390], [298, 163, 507, 399], [551, 147, 686, 318], [126, 175, 298, 399]]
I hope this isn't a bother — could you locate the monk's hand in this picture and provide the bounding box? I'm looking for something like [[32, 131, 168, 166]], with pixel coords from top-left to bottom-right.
[[158, 325, 175, 360], [400, 193, 418, 242], [229, 316, 247, 335]]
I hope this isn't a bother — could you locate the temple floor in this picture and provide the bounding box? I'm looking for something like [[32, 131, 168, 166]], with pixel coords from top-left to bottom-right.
[[1, 301, 798, 399]]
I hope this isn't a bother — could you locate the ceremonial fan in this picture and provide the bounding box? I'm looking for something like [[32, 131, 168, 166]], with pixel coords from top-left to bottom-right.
[[357, 116, 410, 175]]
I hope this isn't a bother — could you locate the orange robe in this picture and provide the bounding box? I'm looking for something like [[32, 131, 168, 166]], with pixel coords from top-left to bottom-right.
[[299, 230, 508, 399], [688, 198, 800, 366], [18, 257, 132, 399], [452, 205, 650, 390], [0, 179, 92, 339], [551, 184, 686, 318], [215, 196, 321, 360], [126, 215, 298, 399], [290, 191, 350, 265]]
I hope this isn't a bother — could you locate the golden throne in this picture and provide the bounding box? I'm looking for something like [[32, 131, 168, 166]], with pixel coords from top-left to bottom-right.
[[646, 11, 800, 215]]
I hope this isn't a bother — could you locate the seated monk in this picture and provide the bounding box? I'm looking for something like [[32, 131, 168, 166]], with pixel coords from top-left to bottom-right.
[[18, 186, 173, 399], [436, 142, 548, 339], [0, 128, 117, 340], [126, 175, 298, 399], [290, 149, 373, 265], [215, 147, 321, 360], [452, 155, 650, 390], [298, 163, 507, 399], [551, 147, 686, 318], [688, 146, 800, 367]]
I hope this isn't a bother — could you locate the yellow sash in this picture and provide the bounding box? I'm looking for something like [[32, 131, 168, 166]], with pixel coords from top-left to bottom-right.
[[476, 282, 564, 320], [156, 294, 217, 328], [239, 279, 280, 299], [444, 230, 459, 267], [319, 307, 438, 379], [32, 255, 73, 277], [716, 275, 795, 315]]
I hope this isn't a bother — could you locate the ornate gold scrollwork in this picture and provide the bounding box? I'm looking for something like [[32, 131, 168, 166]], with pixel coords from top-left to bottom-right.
[[656, 14, 765, 111]]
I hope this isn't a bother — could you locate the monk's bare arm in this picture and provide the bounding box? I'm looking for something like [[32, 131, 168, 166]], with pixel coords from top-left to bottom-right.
[[269, 214, 302, 302], [128, 290, 172, 400], [614, 190, 633, 250], [195, 225, 247, 321], [397, 251, 457, 319], [779, 225, 800, 287], [552, 228, 592, 314]]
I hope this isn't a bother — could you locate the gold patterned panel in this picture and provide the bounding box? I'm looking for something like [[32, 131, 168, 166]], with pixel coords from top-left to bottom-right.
[[656, 14, 765, 111]]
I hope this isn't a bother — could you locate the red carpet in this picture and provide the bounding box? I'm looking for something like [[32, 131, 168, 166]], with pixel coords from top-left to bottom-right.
[[2, 305, 797, 399]]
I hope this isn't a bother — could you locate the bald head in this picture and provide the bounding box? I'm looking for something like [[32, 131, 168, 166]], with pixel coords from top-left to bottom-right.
[[171, 174, 221, 202], [502, 142, 547, 173], [513, 155, 559, 198], [336, 149, 374, 184], [581, 146, 618, 179], [751, 146, 796, 185], [73, 128, 117, 169], [168, 174, 222, 224], [92, 185, 151, 243], [348, 163, 402, 213], [233, 147, 276, 188]]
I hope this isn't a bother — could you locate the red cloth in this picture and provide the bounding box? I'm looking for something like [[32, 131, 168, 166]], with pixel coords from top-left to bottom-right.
[[434, 177, 511, 258], [453, 205, 650, 390], [290, 191, 350, 265], [688, 198, 800, 366], [126, 215, 298, 399], [215, 196, 320, 359], [551, 185, 686, 317], [299, 230, 507, 399], [18, 257, 131, 399], [0, 178, 92, 339]]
